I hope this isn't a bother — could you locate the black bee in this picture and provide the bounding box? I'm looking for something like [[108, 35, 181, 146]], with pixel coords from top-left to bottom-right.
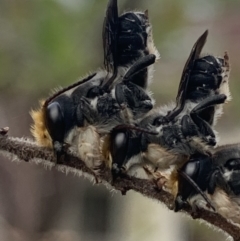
[[80, 0, 160, 129], [184, 53, 230, 127], [174, 153, 216, 213], [141, 95, 226, 165], [106, 30, 229, 177], [31, 54, 156, 171], [174, 144, 240, 225], [140, 30, 230, 170], [164, 30, 230, 128], [31, 0, 158, 166], [31, 73, 99, 153], [106, 93, 226, 178]]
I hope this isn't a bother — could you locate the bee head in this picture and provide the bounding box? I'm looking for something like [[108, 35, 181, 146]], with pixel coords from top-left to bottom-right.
[[109, 125, 157, 175], [44, 95, 79, 159], [31, 73, 96, 161], [175, 154, 214, 212]]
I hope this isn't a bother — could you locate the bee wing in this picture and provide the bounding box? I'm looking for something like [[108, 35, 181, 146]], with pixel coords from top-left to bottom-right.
[[102, 0, 119, 74], [166, 30, 208, 121], [176, 30, 208, 107]]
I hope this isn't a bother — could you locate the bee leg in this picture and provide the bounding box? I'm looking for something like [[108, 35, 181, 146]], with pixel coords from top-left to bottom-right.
[[143, 165, 166, 190], [52, 141, 65, 164], [175, 194, 201, 217], [125, 82, 153, 113], [208, 169, 219, 194], [115, 83, 128, 108], [77, 126, 105, 178], [80, 97, 99, 124], [190, 94, 227, 145], [191, 94, 227, 115], [113, 84, 133, 124], [112, 163, 123, 176], [122, 54, 156, 89], [111, 164, 130, 195], [111, 156, 131, 195], [123, 54, 156, 83], [115, 82, 153, 112], [181, 115, 199, 138], [190, 114, 216, 146], [111, 163, 128, 180], [96, 95, 120, 117], [155, 175, 167, 190], [117, 81, 153, 119]]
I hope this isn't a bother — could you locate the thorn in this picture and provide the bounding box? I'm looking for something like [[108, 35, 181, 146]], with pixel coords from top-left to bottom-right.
[[0, 127, 9, 135]]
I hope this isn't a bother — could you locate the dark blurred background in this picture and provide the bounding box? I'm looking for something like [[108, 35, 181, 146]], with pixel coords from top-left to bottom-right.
[[0, 0, 240, 240]]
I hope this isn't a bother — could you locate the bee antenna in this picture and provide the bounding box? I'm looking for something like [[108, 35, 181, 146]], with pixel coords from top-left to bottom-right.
[[113, 124, 158, 135], [123, 54, 156, 83], [102, 53, 156, 92], [43, 73, 96, 107], [178, 170, 216, 212]]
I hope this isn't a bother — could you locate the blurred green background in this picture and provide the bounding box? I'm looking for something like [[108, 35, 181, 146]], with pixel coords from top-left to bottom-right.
[[0, 0, 240, 240]]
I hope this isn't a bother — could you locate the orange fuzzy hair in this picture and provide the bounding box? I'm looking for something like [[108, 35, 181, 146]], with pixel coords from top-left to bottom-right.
[[165, 169, 179, 197], [101, 135, 113, 169], [30, 100, 52, 148]]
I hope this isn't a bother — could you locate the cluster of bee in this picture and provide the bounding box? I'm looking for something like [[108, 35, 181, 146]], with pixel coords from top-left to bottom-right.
[[30, 0, 240, 226]]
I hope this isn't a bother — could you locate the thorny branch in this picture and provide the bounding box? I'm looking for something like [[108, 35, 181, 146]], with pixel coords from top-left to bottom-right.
[[0, 130, 240, 241]]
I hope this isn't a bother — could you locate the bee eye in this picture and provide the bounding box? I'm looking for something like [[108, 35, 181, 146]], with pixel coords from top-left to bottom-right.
[[182, 159, 200, 178], [184, 162, 198, 177], [110, 131, 129, 166], [45, 102, 65, 142], [114, 132, 127, 149]]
